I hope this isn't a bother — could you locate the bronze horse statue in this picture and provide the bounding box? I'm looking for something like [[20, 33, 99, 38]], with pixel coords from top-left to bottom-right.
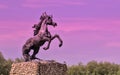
[[22, 13, 63, 61]]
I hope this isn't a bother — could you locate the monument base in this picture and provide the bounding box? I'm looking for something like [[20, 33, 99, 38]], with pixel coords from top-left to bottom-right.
[[10, 60, 67, 75]]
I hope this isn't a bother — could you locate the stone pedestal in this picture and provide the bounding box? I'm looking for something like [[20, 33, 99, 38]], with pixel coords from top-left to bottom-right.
[[10, 60, 67, 75]]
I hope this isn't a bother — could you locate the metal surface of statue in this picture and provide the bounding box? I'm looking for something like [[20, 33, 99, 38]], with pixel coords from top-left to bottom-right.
[[32, 12, 51, 38], [22, 12, 63, 61]]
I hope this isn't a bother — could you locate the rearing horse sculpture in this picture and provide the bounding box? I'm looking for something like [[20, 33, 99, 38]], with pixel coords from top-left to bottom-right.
[[22, 14, 63, 61]]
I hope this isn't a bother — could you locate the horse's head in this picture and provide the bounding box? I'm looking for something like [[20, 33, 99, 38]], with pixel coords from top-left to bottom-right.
[[45, 15, 57, 27]]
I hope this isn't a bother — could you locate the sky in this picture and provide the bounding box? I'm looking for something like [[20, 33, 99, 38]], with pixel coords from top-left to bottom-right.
[[0, 0, 120, 65]]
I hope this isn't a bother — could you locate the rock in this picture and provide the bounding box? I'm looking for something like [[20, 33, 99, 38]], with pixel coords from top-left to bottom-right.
[[10, 60, 67, 75]]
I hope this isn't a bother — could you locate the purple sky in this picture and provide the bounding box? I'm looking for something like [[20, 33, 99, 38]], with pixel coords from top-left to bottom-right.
[[0, 0, 120, 65]]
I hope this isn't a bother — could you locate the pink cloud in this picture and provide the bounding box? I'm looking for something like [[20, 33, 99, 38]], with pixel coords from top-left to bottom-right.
[[22, 4, 43, 8], [0, 30, 31, 41], [55, 22, 100, 32], [22, 0, 86, 8], [0, 20, 34, 28], [60, 1, 87, 6], [1, 18, 119, 37], [1, 18, 120, 48], [55, 18, 120, 33], [0, 21, 34, 42], [105, 42, 120, 48], [0, 4, 7, 9]]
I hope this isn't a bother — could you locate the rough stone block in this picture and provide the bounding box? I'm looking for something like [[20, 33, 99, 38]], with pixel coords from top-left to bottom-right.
[[10, 60, 67, 75]]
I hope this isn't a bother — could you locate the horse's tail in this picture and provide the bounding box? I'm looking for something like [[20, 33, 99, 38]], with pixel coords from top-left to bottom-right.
[[22, 38, 33, 58]]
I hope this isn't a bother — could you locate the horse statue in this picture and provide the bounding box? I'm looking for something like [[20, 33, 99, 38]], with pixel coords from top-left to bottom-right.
[[22, 13, 63, 61]]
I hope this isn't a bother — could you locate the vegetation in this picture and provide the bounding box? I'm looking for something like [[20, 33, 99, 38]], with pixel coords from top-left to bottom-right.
[[68, 60, 120, 75], [0, 51, 120, 75], [0, 52, 24, 75]]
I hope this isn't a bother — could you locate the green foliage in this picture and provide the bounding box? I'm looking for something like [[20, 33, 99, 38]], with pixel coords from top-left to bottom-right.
[[68, 61, 120, 75], [0, 52, 24, 75], [0, 52, 13, 75], [14, 57, 24, 63]]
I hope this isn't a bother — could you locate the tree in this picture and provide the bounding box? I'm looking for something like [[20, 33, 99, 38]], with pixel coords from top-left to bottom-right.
[[86, 60, 98, 75], [14, 57, 24, 63], [68, 61, 120, 75], [0, 51, 13, 75]]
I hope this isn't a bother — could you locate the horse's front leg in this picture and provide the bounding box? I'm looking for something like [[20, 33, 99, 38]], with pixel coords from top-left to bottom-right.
[[43, 34, 63, 50], [42, 37, 51, 50], [54, 34, 63, 47]]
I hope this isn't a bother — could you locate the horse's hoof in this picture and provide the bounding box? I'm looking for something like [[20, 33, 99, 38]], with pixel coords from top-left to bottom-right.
[[30, 56, 36, 60], [43, 47, 48, 50], [59, 43, 62, 47], [59, 41, 63, 47]]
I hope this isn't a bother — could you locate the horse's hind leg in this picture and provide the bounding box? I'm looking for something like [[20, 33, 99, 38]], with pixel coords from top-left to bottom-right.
[[22, 44, 31, 62], [30, 47, 40, 60], [22, 48, 31, 62], [22, 37, 34, 61], [23, 53, 30, 62]]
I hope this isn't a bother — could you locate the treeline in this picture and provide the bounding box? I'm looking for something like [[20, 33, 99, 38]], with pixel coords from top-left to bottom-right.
[[68, 61, 120, 75], [1, 51, 120, 75]]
